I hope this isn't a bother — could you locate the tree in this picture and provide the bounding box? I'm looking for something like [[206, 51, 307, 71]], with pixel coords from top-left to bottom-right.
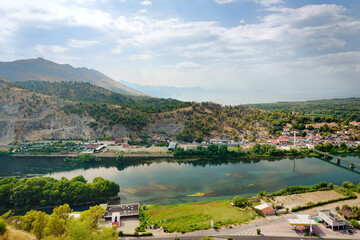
[[79, 205, 105, 230], [219, 145, 229, 156], [71, 176, 87, 184], [31, 211, 49, 239], [350, 219, 360, 229], [208, 144, 219, 155], [0, 219, 6, 236], [342, 181, 354, 189], [44, 204, 72, 237], [340, 142, 347, 150], [232, 196, 249, 208], [66, 217, 94, 240], [116, 155, 125, 164]]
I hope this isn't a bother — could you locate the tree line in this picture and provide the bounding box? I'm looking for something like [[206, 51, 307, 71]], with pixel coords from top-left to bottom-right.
[[174, 144, 303, 158], [0, 175, 119, 209], [0, 204, 117, 239]]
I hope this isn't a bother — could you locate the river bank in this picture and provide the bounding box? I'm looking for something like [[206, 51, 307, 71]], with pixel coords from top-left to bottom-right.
[[11, 151, 318, 159]]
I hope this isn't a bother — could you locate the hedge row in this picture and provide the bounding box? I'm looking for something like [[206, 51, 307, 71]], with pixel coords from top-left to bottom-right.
[[291, 194, 357, 212]]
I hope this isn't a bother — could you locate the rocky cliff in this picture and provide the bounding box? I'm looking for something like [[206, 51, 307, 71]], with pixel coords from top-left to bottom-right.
[[0, 81, 185, 143]]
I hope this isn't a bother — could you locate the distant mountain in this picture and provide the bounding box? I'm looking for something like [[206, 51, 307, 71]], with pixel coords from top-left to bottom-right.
[[118, 80, 218, 101], [0, 58, 143, 96]]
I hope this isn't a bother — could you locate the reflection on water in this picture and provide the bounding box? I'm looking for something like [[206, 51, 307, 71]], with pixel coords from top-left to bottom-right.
[[1, 154, 360, 205]]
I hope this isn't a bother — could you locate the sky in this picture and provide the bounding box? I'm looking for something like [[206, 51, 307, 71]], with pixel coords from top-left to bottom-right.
[[0, 0, 360, 104]]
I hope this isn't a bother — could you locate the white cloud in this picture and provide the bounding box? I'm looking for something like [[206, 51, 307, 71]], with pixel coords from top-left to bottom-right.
[[35, 45, 67, 54], [214, 0, 283, 6], [131, 51, 154, 60], [214, 0, 236, 4], [140, 1, 152, 6], [139, 9, 147, 14], [67, 39, 98, 48], [176, 61, 200, 69], [256, 0, 283, 7]]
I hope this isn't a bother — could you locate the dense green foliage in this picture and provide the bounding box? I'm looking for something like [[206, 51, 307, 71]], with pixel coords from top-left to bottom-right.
[[16, 142, 80, 154], [0, 176, 119, 209], [0, 218, 6, 235], [232, 196, 251, 208], [272, 182, 333, 196], [17, 204, 117, 240], [13, 81, 191, 113], [0, 151, 9, 157], [350, 219, 360, 229], [64, 153, 101, 163], [315, 142, 360, 153], [174, 144, 303, 158], [251, 98, 360, 121]]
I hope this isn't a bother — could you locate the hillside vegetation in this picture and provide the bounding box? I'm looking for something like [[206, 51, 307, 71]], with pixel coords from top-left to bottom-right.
[[0, 57, 142, 95], [12, 80, 191, 113], [251, 98, 360, 121], [0, 79, 358, 143]]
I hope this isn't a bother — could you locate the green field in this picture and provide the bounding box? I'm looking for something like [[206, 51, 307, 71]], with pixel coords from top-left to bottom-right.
[[143, 200, 259, 233]]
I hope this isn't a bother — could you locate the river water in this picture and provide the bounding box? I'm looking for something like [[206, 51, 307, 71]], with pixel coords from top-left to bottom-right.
[[1, 154, 360, 205]]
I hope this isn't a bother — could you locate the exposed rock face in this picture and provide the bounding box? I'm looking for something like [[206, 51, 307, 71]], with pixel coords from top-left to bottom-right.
[[0, 102, 133, 143], [0, 83, 134, 143], [0, 83, 185, 143]]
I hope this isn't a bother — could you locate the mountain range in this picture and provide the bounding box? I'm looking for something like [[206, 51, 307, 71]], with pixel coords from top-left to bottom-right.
[[0, 58, 143, 96]]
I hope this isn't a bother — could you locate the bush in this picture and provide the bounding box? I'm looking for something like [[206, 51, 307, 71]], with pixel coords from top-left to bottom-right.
[[118, 230, 123, 236], [0, 219, 6, 235], [256, 228, 261, 235], [135, 225, 146, 232], [350, 219, 360, 229], [232, 196, 250, 208], [227, 237, 234, 240], [141, 232, 153, 236], [200, 237, 215, 240]]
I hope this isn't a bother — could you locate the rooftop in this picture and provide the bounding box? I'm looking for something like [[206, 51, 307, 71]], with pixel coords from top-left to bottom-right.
[[104, 203, 139, 219]]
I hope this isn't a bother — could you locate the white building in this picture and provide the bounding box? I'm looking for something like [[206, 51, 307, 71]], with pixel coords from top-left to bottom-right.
[[255, 203, 276, 216], [318, 210, 349, 230]]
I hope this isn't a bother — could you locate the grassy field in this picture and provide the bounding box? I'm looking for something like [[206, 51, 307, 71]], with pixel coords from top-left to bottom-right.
[[143, 200, 259, 233]]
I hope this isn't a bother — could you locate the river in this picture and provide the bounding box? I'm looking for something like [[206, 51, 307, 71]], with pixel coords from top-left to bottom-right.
[[1, 154, 360, 205]]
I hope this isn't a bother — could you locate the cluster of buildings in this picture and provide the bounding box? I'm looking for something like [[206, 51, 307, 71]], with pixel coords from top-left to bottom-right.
[[267, 121, 360, 148]]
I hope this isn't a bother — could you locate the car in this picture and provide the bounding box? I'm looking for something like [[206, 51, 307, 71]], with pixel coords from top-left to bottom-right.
[[345, 230, 352, 235]]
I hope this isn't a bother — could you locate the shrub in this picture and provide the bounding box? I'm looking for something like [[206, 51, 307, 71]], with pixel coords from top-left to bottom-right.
[[256, 228, 261, 235], [350, 219, 360, 229], [141, 232, 153, 236], [118, 230, 123, 236], [200, 237, 215, 240], [0, 219, 6, 235]]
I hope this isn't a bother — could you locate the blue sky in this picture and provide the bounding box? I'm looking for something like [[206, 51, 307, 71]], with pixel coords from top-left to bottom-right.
[[0, 0, 360, 104]]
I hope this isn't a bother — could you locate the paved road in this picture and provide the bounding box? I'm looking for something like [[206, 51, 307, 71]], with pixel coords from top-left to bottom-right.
[[119, 213, 358, 240], [120, 235, 353, 240]]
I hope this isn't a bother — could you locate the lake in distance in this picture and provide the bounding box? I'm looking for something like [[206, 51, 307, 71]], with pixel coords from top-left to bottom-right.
[[1, 154, 360, 205]]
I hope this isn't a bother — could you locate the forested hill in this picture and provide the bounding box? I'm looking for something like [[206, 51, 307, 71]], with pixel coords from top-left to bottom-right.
[[12, 81, 191, 113], [251, 98, 360, 121], [0, 79, 284, 142], [0, 57, 143, 96], [1, 79, 357, 143]]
